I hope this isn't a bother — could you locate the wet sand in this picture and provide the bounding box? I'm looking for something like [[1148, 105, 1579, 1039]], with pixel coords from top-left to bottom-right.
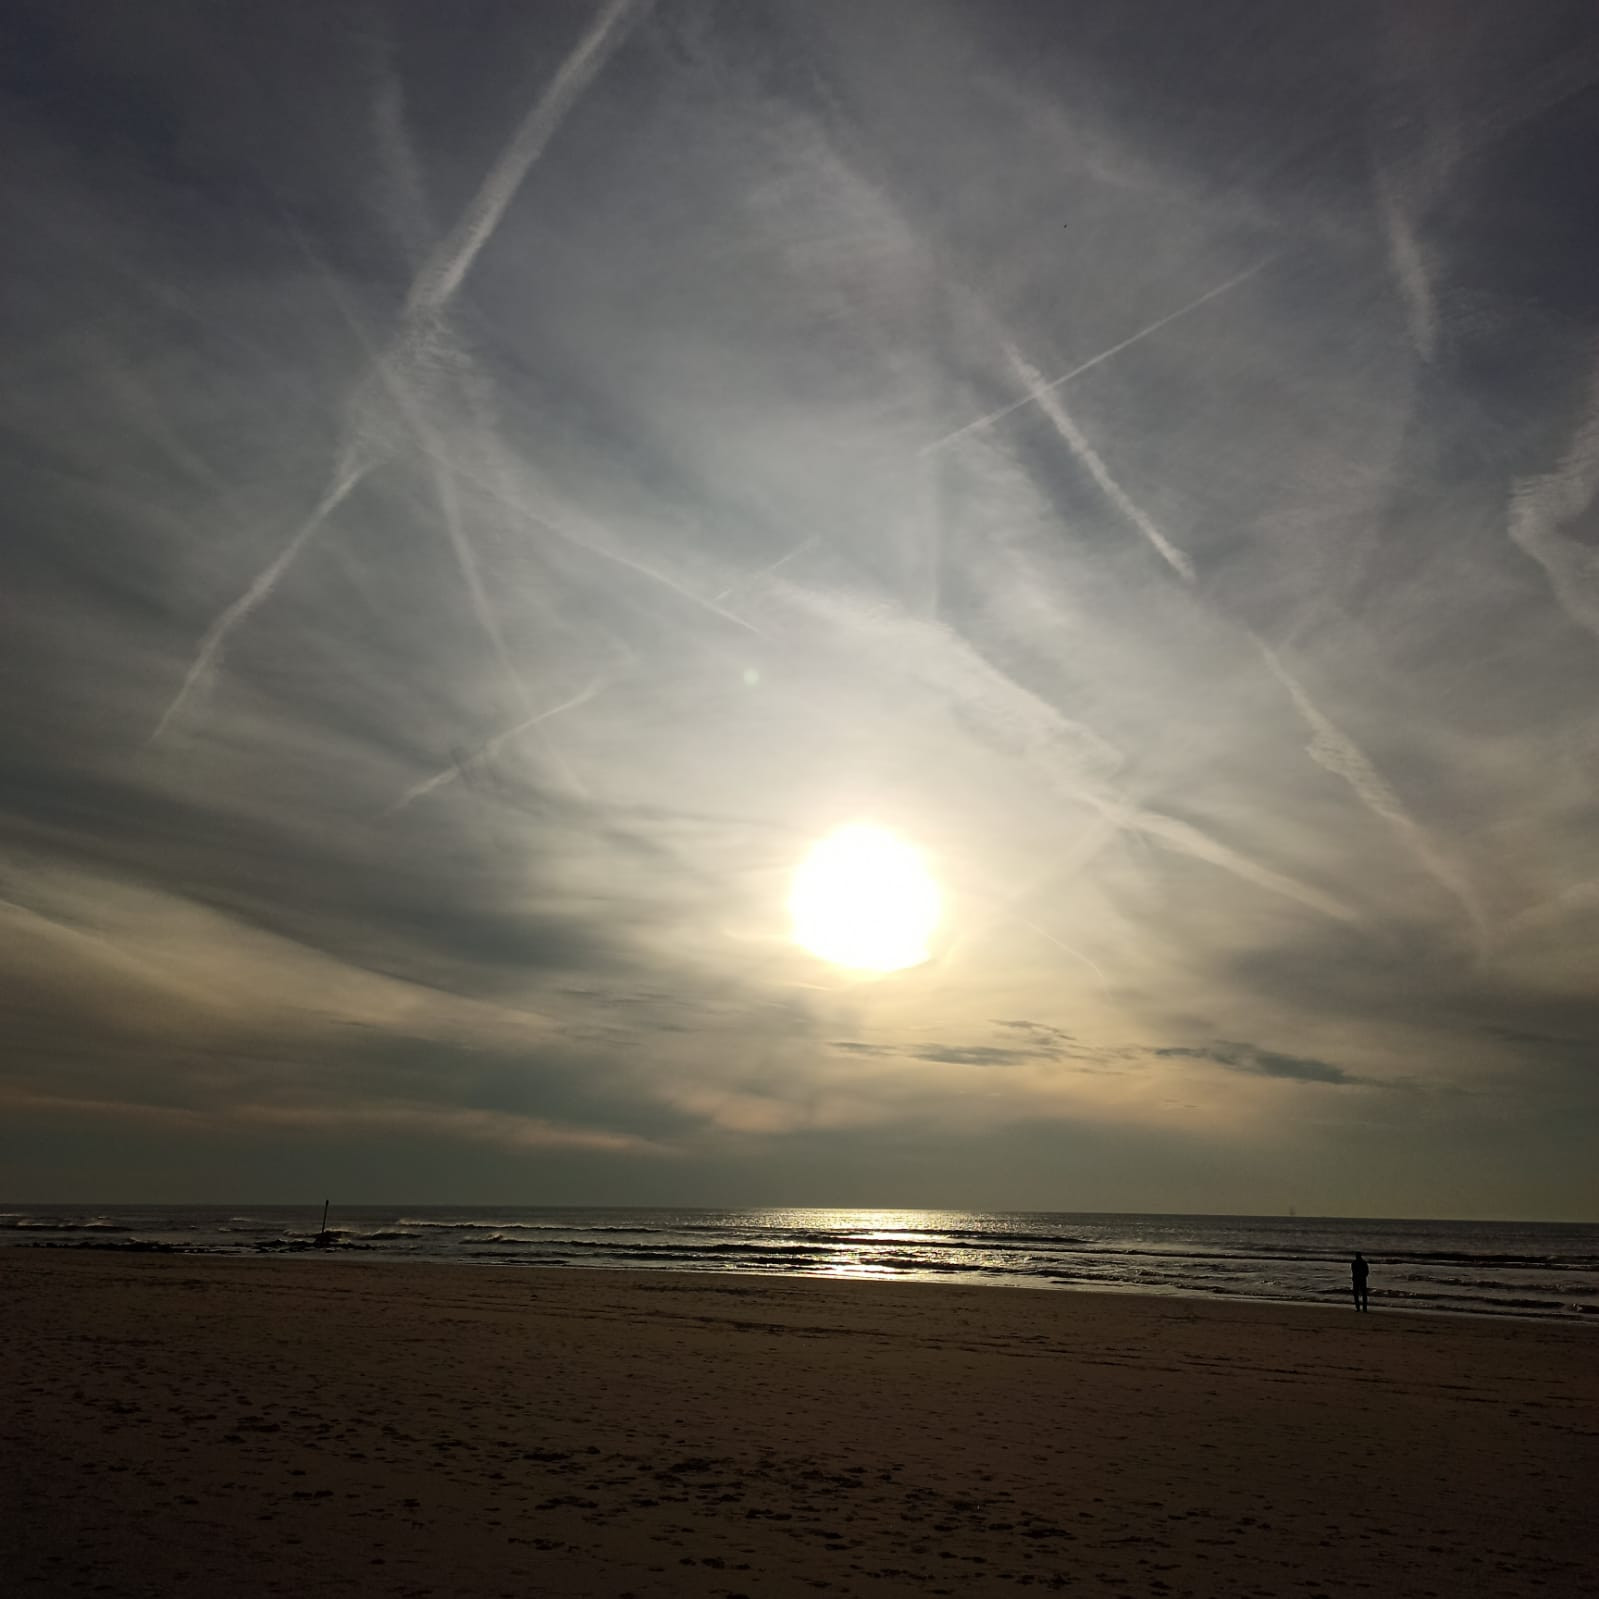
[[3, 1251, 1594, 1597]]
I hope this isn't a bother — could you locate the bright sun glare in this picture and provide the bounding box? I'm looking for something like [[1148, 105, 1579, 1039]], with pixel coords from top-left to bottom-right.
[[789, 824, 941, 973]]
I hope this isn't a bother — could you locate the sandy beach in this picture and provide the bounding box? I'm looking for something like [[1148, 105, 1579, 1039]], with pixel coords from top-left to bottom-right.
[[3, 1253, 1594, 1597]]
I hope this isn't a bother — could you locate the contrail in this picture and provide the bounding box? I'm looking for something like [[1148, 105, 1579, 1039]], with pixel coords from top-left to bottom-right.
[[774, 577, 1361, 926], [365, 27, 521, 694], [1502, 878, 1599, 941], [1013, 915, 1109, 989], [944, 822, 1119, 984], [405, 0, 653, 322], [711, 536, 819, 603], [387, 677, 609, 814], [1002, 324, 1479, 940], [1118, 803, 1361, 926], [1256, 642, 1489, 948], [921, 257, 1271, 456], [1003, 339, 1198, 582], [1371, 35, 1599, 210], [1374, 167, 1438, 361], [367, 26, 435, 263], [150, 453, 371, 742], [557, 524, 766, 637], [0, 891, 212, 1004], [283, 196, 588, 790], [1508, 348, 1599, 643], [152, 3, 649, 740], [403, 407, 599, 794], [368, 0, 648, 793], [419, 442, 766, 636], [1448, 37, 1599, 185], [387, 388, 530, 707]]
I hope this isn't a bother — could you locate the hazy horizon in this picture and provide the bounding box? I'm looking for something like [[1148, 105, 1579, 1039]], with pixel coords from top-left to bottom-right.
[[4, 3, 1598, 1220], [6, 1199, 1596, 1227]]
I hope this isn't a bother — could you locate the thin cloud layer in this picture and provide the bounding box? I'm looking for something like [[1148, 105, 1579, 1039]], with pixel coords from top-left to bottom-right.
[[2, 2, 1597, 1215], [1152, 1044, 1361, 1088]]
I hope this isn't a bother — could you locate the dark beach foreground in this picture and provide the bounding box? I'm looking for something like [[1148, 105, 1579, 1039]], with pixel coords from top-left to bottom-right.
[[3, 1253, 1594, 1598]]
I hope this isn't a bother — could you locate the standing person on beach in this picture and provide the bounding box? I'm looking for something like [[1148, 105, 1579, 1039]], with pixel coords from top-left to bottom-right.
[[1351, 1251, 1370, 1312]]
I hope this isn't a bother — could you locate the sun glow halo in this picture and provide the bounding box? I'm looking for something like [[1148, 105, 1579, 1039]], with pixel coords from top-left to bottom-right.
[[789, 824, 941, 972]]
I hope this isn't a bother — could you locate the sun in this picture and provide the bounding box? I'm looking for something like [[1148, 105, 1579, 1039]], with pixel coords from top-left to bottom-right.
[[789, 824, 941, 972]]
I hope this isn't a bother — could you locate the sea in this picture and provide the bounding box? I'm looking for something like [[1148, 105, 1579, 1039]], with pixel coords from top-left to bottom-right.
[[4, 1204, 1597, 1322]]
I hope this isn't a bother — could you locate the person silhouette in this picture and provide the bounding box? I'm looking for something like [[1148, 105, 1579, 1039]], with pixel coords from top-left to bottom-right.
[[1351, 1251, 1370, 1312]]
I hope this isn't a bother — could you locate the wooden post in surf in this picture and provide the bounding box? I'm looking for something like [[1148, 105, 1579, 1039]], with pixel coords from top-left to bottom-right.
[[315, 1198, 331, 1248]]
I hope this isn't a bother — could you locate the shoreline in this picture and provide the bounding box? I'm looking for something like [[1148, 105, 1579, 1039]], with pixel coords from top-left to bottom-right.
[[6, 1251, 1596, 1597], [7, 1238, 1596, 1325], [8, 1205, 1594, 1325]]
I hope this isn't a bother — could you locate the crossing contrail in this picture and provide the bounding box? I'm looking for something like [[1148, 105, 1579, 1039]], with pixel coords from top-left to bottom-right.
[[387, 677, 610, 815], [921, 257, 1272, 456], [1004, 339, 1198, 583], [151, 0, 651, 740], [773, 577, 1361, 927], [1003, 326, 1484, 943]]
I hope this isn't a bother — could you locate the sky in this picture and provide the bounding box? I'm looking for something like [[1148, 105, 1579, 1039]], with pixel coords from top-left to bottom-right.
[[3, 1, 1597, 1216]]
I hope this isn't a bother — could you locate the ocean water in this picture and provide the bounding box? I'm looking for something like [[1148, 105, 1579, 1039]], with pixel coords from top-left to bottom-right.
[[4, 1204, 1597, 1322]]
